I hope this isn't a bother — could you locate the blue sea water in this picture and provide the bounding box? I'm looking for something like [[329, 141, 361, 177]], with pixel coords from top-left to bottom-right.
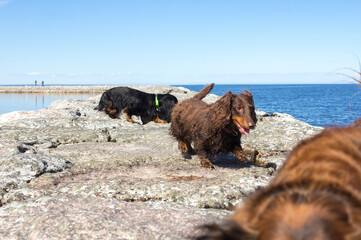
[[0, 84, 360, 127], [0, 93, 97, 114], [176, 84, 361, 127]]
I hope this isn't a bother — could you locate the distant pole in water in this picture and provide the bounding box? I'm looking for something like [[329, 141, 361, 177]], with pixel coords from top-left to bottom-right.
[[42, 80, 44, 86], [35, 80, 37, 86]]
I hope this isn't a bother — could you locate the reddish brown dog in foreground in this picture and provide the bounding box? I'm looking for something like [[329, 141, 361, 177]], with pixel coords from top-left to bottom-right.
[[197, 123, 361, 239], [170, 83, 257, 168]]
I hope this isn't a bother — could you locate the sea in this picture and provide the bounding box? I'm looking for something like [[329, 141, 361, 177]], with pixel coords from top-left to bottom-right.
[[0, 84, 360, 127]]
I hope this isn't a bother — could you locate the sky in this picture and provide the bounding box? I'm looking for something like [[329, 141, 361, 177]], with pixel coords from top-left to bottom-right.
[[0, 0, 361, 85]]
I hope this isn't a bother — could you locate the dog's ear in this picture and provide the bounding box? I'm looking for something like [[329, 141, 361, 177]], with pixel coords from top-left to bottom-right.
[[195, 220, 258, 240], [209, 92, 235, 129], [242, 90, 253, 98], [210, 92, 234, 116]]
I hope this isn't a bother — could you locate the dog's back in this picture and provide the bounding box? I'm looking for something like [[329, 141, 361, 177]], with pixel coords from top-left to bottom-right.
[[110, 87, 150, 112], [171, 84, 214, 141]]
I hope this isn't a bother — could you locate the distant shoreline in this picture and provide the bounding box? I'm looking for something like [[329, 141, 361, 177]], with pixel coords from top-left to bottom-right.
[[0, 86, 117, 93]]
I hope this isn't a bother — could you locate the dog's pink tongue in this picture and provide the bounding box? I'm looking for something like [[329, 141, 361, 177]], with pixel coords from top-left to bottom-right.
[[237, 124, 250, 135], [240, 127, 250, 135], [235, 121, 250, 135]]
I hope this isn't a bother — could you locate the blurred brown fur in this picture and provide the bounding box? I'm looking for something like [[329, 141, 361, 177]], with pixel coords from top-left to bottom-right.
[[196, 76, 361, 239]]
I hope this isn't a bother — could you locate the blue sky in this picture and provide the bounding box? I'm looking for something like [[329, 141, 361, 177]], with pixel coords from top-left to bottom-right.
[[0, 0, 361, 85]]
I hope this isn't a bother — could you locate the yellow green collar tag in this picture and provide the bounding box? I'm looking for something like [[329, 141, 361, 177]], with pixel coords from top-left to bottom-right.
[[155, 94, 159, 108]]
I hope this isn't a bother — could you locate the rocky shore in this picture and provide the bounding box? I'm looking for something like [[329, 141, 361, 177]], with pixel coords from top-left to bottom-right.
[[0, 86, 322, 239]]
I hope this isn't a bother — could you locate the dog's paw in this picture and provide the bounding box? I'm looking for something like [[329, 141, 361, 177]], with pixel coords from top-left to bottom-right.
[[235, 152, 248, 163], [126, 117, 135, 123], [232, 146, 249, 163], [153, 116, 167, 123], [200, 159, 215, 169]]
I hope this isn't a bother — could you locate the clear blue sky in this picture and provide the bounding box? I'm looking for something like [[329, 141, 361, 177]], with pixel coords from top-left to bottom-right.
[[1, 0, 361, 85]]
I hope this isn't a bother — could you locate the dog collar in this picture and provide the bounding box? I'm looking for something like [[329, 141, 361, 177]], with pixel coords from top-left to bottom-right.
[[155, 94, 159, 109], [155, 94, 159, 108]]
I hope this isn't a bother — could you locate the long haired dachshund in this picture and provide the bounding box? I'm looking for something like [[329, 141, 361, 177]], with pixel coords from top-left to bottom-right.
[[170, 84, 257, 168], [95, 87, 178, 124], [196, 81, 361, 239]]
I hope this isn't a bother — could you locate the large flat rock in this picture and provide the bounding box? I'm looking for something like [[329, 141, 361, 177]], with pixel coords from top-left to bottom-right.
[[0, 193, 230, 240], [0, 86, 322, 239]]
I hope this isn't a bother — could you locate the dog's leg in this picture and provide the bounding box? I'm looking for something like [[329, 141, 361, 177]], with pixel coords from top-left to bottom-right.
[[153, 116, 167, 123], [108, 108, 117, 118], [178, 141, 195, 155], [198, 151, 215, 169], [126, 114, 134, 123], [233, 146, 248, 162], [178, 141, 189, 154], [105, 100, 118, 118], [122, 107, 135, 123]]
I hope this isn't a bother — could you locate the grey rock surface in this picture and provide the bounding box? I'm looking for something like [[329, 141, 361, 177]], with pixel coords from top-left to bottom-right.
[[0, 85, 322, 239]]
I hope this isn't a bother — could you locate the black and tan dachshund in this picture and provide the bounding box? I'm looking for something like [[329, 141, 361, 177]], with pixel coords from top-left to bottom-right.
[[95, 87, 178, 124]]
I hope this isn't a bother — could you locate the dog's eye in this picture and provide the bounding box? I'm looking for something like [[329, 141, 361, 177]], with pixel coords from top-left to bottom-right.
[[236, 106, 243, 111]]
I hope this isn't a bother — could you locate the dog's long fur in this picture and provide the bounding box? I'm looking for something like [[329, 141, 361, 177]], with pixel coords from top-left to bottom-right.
[[95, 87, 178, 124], [196, 81, 361, 239], [170, 84, 257, 168]]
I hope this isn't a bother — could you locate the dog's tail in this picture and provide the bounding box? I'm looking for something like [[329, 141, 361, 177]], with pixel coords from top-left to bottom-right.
[[192, 83, 215, 100]]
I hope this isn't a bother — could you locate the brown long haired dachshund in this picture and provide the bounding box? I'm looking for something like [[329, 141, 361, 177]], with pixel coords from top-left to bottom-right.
[[196, 81, 361, 239], [170, 84, 257, 168]]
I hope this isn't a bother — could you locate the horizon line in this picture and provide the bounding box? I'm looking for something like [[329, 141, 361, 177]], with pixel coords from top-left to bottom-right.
[[0, 82, 355, 87]]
